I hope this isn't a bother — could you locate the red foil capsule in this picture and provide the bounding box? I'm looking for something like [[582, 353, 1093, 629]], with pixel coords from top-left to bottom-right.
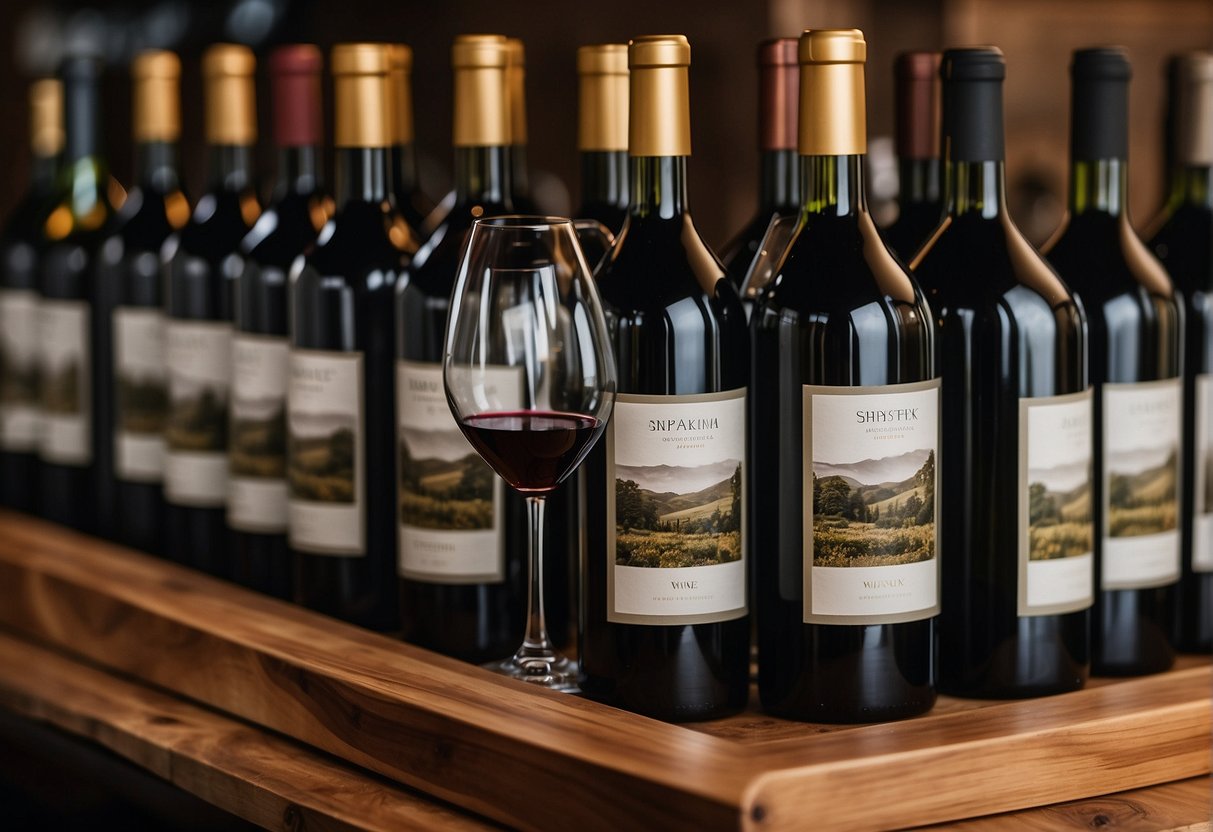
[[758, 38, 799, 152], [271, 44, 324, 148], [895, 51, 942, 160]]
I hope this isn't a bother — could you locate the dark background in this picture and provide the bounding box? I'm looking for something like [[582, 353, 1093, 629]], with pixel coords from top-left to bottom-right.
[[0, 0, 1211, 248]]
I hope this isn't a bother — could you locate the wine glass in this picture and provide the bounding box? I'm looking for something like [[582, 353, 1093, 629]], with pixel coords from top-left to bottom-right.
[[444, 216, 616, 691]]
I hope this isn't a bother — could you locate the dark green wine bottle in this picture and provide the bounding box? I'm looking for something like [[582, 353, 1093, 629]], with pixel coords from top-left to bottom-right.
[[38, 55, 120, 534], [1044, 48, 1182, 676]]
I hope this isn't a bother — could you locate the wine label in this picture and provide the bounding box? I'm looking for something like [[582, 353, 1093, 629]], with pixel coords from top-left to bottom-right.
[[1101, 379, 1182, 589], [396, 360, 519, 583], [801, 380, 941, 625], [606, 389, 747, 625], [0, 289, 40, 451], [113, 307, 167, 482], [37, 299, 91, 466], [1195, 374, 1213, 573], [164, 320, 231, 507], [228, 334, 290, 534], [287, 350, 365, 556], [1018, 389, 1095, 616]]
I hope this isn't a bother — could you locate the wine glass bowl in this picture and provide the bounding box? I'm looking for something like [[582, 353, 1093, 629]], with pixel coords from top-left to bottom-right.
[[444, 215, 616, 690]]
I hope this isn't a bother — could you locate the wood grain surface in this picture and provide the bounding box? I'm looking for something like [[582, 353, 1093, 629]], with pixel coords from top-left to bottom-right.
[[0, 510, 1206, 831], [0, 632, 493, 832], [924, 776, 1211, 831]]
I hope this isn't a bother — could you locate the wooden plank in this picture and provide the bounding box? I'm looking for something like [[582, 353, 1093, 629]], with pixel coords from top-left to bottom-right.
[[0, 512, 744, 831], [926, 776, 1212, 831], [0, 510, 1207, 831], [0, 632, 492, 832]]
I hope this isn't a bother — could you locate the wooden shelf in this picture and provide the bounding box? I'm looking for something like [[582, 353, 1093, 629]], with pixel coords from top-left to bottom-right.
[[0, 510, 1207, 831]]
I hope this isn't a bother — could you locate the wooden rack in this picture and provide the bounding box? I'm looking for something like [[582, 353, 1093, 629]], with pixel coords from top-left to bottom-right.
[[0, 510, 1207, 831]]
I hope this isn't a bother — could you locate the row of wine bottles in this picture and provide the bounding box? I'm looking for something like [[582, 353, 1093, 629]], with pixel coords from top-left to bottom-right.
[[1, 29, 1210, 725]]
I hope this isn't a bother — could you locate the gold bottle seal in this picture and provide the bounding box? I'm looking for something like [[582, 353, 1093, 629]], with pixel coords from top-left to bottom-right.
[[452, 35, 510, 148], [578, 44, 628, 152], [29, 78, 63, 158], [132, 50, 181, 143], [387, 44, 415, 145], [1176, 52, 1213, 167], [506, 38, 527, 145], [798, 29, 867, 156], [628, 35, 691, 157], [332, 43, 392, 149], [203, 44, 256, 145]]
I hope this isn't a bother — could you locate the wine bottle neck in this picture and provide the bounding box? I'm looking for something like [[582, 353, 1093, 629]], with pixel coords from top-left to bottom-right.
[[208, 144, 255, 193], [391, 142, 419, 196], [629, 156, 689, 220], [274, 145, 322, 198], [335, 146, 391, 206], [1165, 164, 1213, 210], [944, 160, 1007, 218], [454, 145, 511, 207], [800, 155, 866, 218], [511, 145, 532, 200], [31, 153, 61, 196], [136, 140, 181, 193], [898, 157, 941, 209], [760, 148, 801, 213], [64, 74, 101, 163], [580, 150, 629, 209], [1068, 158, 1126, 216]]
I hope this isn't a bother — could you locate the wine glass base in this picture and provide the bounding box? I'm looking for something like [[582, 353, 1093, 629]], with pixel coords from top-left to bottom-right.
[[483, 654, 580, 693]]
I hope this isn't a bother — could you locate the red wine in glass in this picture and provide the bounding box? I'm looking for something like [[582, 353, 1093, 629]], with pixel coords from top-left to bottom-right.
[[459, 411, 600, 493]]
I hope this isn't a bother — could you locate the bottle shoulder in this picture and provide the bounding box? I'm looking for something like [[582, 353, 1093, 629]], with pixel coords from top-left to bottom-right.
[[1045, 213, 1174, 305], [243, 192, 327, 267], [178, 189, 259, 251], [761, 212, 927, 313], [913, 213, 1081, 315], [109, 186, 186, 253], [596, 214, 735, 310], [402, 201, 508, 296], [1150, 205, 1213, 295], [297, 201, 408, 283]]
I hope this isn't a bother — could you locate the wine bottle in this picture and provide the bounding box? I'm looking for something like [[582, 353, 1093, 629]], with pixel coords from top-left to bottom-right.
[[580, 35, 750, 721], [913, 48, 1092, 697], [230, 45, 330, 599], [290, 43, 417, 631], [505, 38, 540, 214], [396, 35, 529, 660], [1150, 52, 1213, 653], [0, 79, 62, 514], [576, 43, 630, 234], [1043, 48, 1181, 676], [884, 51, 944, 262], [753, 29, 938, 723], [96, 50, 188, 553], [719, 38, 800, 290], [38, 55, 120, 534], [162, 45, 260, 576], [388, 44, 433, 236]]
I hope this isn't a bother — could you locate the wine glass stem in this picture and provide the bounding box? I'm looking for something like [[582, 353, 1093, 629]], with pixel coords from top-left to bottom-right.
[[522, 494, 554, 654]]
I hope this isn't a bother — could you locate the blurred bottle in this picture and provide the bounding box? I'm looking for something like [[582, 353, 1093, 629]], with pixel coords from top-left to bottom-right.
[[883, 51, 943, 262], [388, 44, 433, 236], [96, 50, 188, 554], [38, 55, 121, 534], [1149, 52, 1213, 653], [575, 44, 630, 236], [719, 38, 800, 290], [162, 44, 260, 577], [290, 44, 417, 631], [506, 38, 539, 213], [0, 79, 63, 515], [230, 44, 330, 598]]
